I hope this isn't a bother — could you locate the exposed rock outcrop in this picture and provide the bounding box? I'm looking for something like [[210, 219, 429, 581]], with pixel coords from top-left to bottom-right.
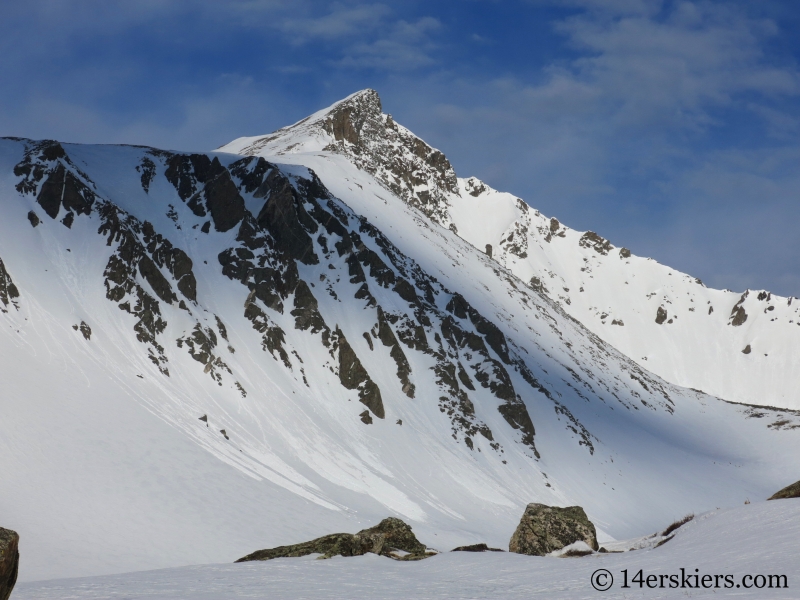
[[235, 517, 429, 562], [37, 163, 96, 220], [12, 141, 211, 376], [231, 90, 458, 226], [768, 479, 800, 500], [509, 503, 598, 556], [244, 292, 291, 368], [335, 327, 384, 420], [176, 323, 232, 383], [0, 258, 20, 312], [72, 321, 92, 340], [318, 90, 458, 225], [451, 543, 504, 552], [729, 292, 749, 326], [376, 307, 414, 398], [203, 169, 246, 233], [255, 168, 319, 264], [544, 217, 566, 242], [578, 231, 612, 255], [0, 528, 19, 600]]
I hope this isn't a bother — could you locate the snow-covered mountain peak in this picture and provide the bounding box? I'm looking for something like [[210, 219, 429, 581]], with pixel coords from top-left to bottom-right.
[[219, 89, 458, 226], [4, 94, 800, 581], [222, 91, 800, 410]]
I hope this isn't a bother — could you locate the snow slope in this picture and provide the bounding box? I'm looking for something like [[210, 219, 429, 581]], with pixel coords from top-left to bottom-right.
[[15, 499, 800, 599], [221, 89, 800, 410], [1, 94, 799, 584]]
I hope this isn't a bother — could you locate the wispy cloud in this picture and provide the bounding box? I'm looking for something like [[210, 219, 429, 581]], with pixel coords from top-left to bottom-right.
[[278, 5, 443, 71], [550, 1, 800, 131], [390, 0, 800, 294], [337, 17, 442, 70], [277, 3, 392, 44]]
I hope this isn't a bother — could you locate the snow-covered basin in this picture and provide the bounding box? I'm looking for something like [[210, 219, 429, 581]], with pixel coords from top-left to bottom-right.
[[16, 499, 800, 599]]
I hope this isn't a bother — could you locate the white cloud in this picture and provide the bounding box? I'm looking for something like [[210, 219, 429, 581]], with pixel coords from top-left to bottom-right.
[[336, 17, 442, 70], [277, 3, 392, 44], [230, 2, 443, 72], [550, 2, 800, 131], [560, 0, 662, 17], [385, 1, 800, 294]]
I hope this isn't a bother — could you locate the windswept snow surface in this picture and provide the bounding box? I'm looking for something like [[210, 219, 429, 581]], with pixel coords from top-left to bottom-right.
[[221, 89, 800, 410], [15, 500, 800, 599], [2, 91, 799, 583]]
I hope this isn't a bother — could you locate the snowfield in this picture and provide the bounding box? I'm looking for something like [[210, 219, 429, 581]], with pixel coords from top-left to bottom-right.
[[15, 500, 800, 599]]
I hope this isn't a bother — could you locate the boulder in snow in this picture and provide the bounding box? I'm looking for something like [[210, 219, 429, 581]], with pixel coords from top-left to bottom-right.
[[0, 527, 19, 600], [768, 479, 800, 500], [509, 503, 598, 556], [451, 543, 504, 552], [236, 517, 429, 562]]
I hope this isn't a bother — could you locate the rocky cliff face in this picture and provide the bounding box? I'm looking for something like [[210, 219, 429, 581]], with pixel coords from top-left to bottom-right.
[[0, 258, 19, 313]]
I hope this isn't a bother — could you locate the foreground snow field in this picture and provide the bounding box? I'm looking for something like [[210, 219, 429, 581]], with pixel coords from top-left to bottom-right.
[[15, 500, 800, 599]]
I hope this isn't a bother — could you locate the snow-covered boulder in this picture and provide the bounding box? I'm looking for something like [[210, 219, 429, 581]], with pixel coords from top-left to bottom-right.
[[509, 503, 598, 556]]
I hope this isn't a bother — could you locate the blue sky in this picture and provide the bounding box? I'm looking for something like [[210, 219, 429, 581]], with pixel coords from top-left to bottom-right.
[[2, 0, 799, 295]]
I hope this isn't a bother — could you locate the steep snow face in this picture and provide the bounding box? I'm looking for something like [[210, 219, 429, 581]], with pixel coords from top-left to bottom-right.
[[223, 90, 800, 410], [2, 127, 799, 580]]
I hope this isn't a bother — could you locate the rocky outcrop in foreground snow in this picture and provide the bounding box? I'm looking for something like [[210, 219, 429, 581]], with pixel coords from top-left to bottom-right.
[[768, 479, 800, 500], [0, 528, 19, 600], [236, 518, 430, 562], [451, 543, 504, 552], [509, 503, 598, 556]]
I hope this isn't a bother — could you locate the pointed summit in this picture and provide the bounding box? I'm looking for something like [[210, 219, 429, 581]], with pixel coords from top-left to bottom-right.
[[319, 88, 384, 146], [219, 89, 458, 226]]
